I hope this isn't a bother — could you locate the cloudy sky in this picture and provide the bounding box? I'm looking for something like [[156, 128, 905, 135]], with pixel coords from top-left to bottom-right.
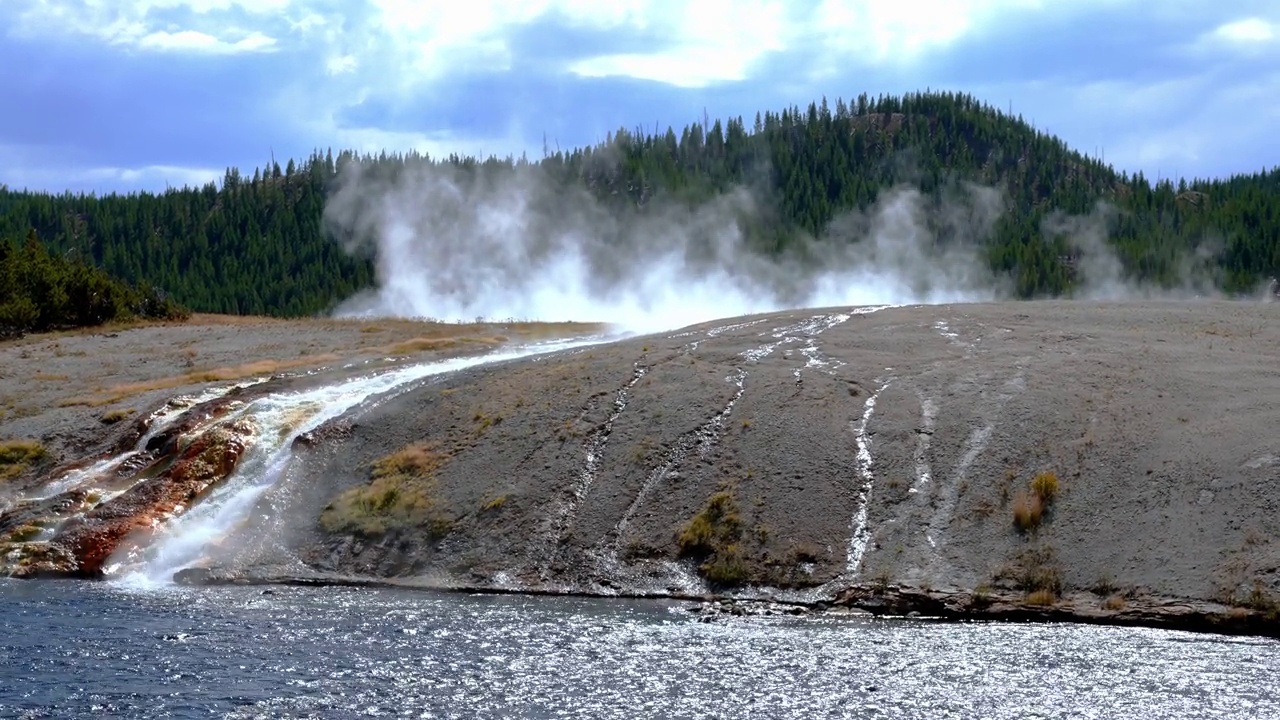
[[2, 0, 1278, 194]]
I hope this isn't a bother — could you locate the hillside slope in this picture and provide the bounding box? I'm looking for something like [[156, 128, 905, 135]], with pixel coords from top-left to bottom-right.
[[188, 300, 1280, 627]]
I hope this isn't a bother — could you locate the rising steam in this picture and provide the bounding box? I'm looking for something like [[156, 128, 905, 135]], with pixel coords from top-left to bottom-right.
[[322, 160, 1236, 333], [1042, 202, 1227, 301], [323, 161, 1009, 333]]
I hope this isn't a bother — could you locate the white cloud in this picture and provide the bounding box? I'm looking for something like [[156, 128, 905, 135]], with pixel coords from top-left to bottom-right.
[[89, 164, 224, 188], [6, 0, 1133, 87], [1212, 17, 1276, 44], [567, 1, 786, 87], [10, 0, 291, 52], [326, 54, 358, 75], [570, 51, 748, 88], [0, 153, 224, 193], [138, 29, 277, 53], [815, 0, 1021, 60]]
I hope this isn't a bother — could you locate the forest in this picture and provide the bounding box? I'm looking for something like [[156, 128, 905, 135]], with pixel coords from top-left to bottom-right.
[[0, 229, 189, 336], [1, 90, 1277, 319]]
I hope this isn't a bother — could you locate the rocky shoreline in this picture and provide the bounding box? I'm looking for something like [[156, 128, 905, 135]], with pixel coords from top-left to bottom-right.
[[169, 565, 1280, 638]]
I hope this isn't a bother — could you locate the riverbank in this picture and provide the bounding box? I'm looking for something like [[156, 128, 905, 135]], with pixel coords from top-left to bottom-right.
[[170, 566, 1279, 638], [4, 300, 1280, 640]]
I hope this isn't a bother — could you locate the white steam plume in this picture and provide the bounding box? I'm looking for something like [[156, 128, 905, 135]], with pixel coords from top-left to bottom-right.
[[323, 161, 1010, 333], [1042, 202, 1228, 300]]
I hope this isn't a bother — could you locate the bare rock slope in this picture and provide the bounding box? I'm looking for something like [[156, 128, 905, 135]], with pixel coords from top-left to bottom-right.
[[259, 300, 1280, 627]]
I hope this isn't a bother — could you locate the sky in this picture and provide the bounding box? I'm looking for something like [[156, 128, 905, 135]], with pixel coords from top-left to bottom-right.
[[2, 0, 1278, 195]]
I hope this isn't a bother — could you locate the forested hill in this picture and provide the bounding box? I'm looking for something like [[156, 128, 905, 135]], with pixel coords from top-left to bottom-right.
[[2, 91, 1278, 317]]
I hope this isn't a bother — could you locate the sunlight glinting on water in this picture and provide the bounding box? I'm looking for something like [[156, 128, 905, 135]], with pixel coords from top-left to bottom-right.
[[5, 582, 1278, 719]]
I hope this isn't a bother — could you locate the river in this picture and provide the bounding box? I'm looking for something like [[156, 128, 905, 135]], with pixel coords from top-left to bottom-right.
[[2, 580, 1277, 719]]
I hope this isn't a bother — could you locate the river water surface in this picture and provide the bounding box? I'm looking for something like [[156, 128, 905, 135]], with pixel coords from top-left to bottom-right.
[[2, 580, 1278, 719]]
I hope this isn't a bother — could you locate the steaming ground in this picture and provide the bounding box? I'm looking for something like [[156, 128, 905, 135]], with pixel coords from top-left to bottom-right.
[[322, 164, 1009, 332], [322, 163, 1255, 333]]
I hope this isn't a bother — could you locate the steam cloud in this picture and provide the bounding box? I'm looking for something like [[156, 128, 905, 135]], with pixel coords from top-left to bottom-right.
[[1042, 203, 1227, 301], [322, 161, 1238, 334]]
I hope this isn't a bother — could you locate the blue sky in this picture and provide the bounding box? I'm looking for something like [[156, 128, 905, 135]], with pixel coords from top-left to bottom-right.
[[2, 0, 1278, 195]]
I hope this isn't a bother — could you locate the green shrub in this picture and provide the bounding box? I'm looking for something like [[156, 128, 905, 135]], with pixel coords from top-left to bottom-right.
[[677, 491, 740, 555], [702, 546, 747, 585], [0, 230, 190, 337]]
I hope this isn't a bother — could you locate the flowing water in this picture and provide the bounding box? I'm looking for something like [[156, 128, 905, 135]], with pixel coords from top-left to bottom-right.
[[2, 580, 1278, 719], [9, 336, 611, 585], [124, 336, 613, 585]]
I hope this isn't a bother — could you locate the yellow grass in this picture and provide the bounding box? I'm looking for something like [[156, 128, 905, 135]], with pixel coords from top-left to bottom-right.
[[1025, 589, 1058, 606], [0, 439, 46, 482], [1013, 470, 1061, 533], [5, 311, 605, 345], [58, 353, 342, 407], [385, 335, 506, 356], [1012, 491, 1044, 532], [319, 443, 453, 537], [100, 408, 136, 424], [1031, 470, 1060, 502], [371, 443, 446, 478], [26, 313, 607, 410]]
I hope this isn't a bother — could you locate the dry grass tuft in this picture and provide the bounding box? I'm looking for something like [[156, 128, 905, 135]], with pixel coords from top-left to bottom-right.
[[1103, 595, 1127, 611], [1025, 589, 1058, 606], [677, 490, 747, 586], [32, 373, 70, 381], [1011, 491, 1044, 532], [995, 546, 1064, 599], [370, 443, 445, 479], [319, 442, 453, 538], [1012, 470, 1061, 533], [1244, 580, 1279, 613], [58, 353, 343, 407], [386, 336, 506, 356], [0, 439, 46, 481], [1031, 470, 1060, 502], [5, 524, 43, 542], [100, 408, 136, 424]]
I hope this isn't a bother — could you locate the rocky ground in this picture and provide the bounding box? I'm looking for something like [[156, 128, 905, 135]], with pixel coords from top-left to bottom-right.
[[4, 301, 1280, 637], [0, 313, 598, 469]]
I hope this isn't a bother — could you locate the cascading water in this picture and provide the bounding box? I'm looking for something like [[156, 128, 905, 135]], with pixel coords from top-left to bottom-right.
[[102, 335, 614, 588], [30, 386, 244, 504]]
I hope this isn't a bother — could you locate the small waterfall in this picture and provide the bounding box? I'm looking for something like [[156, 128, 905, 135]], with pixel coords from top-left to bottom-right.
[[106, 336, 611, 588]]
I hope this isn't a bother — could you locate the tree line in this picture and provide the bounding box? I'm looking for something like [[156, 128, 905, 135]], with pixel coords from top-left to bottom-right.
[[0, 229, 189, 337], [1, 90, 1277, 319]]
